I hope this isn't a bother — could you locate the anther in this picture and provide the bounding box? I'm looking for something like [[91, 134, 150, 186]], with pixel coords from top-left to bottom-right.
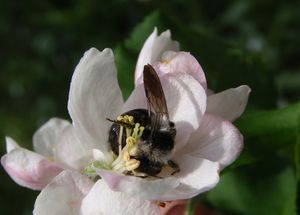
[[125, 159, 140, 171], [117, 115, 123, 121], [128, 116, 134, 123], [123, 151, 130, 161], [126, 136, 136, 147], [137, 126, 144, 138]]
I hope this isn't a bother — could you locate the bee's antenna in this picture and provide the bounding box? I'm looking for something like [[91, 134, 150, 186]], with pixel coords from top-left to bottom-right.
[[106, 118, 135, 129]]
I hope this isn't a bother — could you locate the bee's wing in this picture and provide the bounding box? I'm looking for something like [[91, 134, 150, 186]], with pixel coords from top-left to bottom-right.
[[143, 64, 169, 136]]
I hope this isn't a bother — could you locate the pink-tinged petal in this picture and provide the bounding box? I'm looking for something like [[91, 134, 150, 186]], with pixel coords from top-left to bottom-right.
[[54, 126, 93, 171], [5, 136, 20, 153], [181, 114, 243, 169], [207, 85, 251, 121], [135, 28, 179, 85], [154, 51, 207, 90], [96, 169, 179, 200], [157, 155, 220, 201], [33, 118, 70, 158], [68, 48, 124, 153], [122, 73, 207, 151], [81, 180, 160, 215], [33, 170, 93, 215], [1, 147, 64, 190]]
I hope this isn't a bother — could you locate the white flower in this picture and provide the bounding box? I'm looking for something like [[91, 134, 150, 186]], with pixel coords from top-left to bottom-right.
[[33, 170, 159, 215], [94, 28, 251, 202], [1, 119, 68, 190], [1, 28, 250, 214]]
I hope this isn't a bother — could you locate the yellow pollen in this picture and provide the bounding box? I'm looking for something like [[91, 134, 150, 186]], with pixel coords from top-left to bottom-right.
[[128, 116, 134, 122], [123, 151, 130, 161], [126, 136, 136, 146], [117, 115, 123, 121], [48, 156, 54, 162], [111, 114, 146, 174], [132, 123, 141, 139], [137, 126, 144, 138], [161, 59, 171, 64], [125, 159, 140, 171], [129, 145, 138, 156]]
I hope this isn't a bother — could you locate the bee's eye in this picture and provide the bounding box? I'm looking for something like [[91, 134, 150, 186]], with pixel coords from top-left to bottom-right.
[[169, 122, 175, 128]]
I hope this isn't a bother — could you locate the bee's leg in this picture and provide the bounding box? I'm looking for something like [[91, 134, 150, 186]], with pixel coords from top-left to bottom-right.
[[132, 171, 148, 178], [124, 170, 147, 178], [167, 160, 180, 175]]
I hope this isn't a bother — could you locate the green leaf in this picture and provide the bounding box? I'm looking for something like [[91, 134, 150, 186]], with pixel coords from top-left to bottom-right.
[[206, 163, 297, 215], [295, 116, 300, 179], [114, 45, 135, 99], [239, 103, 300, 158], [184, 198, 196, 215], [124, 11, 163, 52], [229, 102, 300, 169], [236, 101, 300, 138]]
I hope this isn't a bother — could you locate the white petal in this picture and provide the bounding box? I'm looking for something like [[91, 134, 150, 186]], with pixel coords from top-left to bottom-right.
[[81, 179, 160, 215], [54, 125, 93, 170], [135, 28, 179, 85], [5, 136, 20, 153], [207, 85, 251, 121], [33, 170, 93, 215], [154, 51, 207, 89], [68, 48, 124, 153], [1, 147, 63, 190], [158, 155, 220, 201], [123, 73, 207, 150], [33, 118, 70, 157], [181, 114, 243, 168], [96, 169, 179, 200], [92, 149, 114, 164]]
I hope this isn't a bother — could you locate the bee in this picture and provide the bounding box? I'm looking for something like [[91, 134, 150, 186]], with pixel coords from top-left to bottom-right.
[[108, 64, 179, 177]]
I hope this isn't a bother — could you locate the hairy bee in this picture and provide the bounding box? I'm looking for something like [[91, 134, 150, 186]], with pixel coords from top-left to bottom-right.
[[108, 64, 179, 177]]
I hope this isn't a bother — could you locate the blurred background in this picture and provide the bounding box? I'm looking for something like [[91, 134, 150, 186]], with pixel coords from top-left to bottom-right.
[[1, 0, 299, 214]]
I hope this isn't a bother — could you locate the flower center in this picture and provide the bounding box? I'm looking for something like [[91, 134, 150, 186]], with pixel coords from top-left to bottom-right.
[[83, 114, 145, 177], [110, 115, 145, 175]]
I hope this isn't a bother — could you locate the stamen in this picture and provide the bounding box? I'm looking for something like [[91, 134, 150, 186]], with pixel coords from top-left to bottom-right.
[[118, 125, 123, 155], [125, 159, 140, 171], [126, 136, 136, 146], [125, 127, 132, 139], [110, 114, 146, 175], [137, 126, 144, 139], [123, 151, 130, 161], [132, 123, 140, 139], [117, 115, 123, 121], [129, 144, 138, 156]]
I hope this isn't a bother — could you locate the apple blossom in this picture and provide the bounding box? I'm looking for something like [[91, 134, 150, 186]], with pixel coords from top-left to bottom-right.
[[94, 29, 250, 202], [1, 28, 250, 214], [2, 119, 68, 190]]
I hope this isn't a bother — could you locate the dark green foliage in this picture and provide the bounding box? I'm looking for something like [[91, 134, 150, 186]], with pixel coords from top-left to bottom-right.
[[1, 0, 299, 214]]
